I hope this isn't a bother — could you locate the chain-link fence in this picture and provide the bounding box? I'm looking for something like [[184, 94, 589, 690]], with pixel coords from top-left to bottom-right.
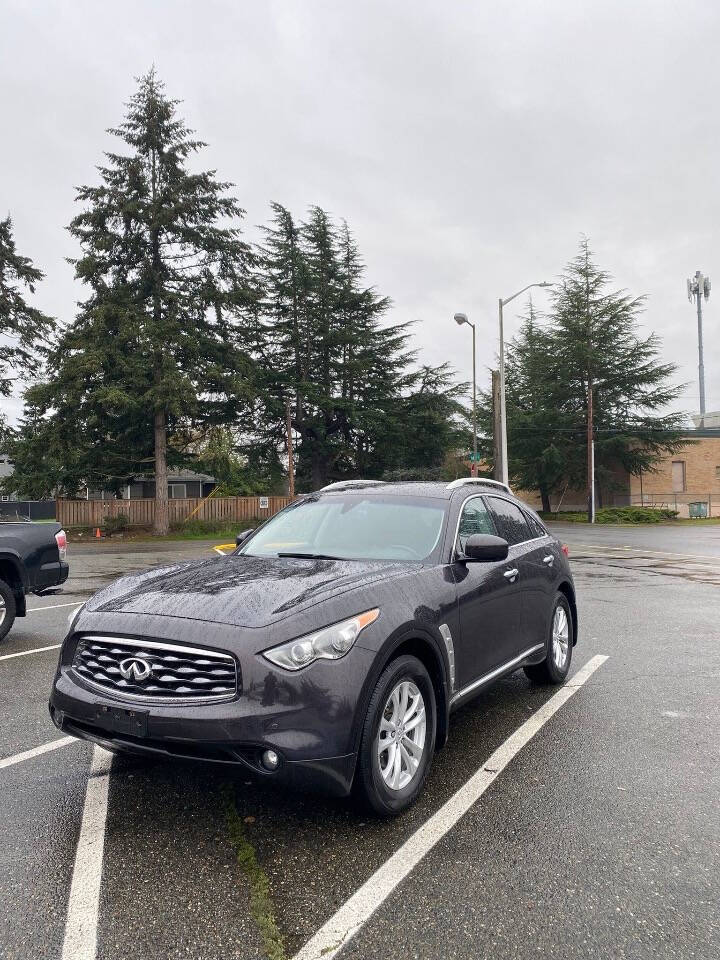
[[630, 493, 718, 518]]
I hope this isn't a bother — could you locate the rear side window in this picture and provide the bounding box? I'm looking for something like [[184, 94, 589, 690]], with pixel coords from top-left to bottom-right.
[[524, 512, 547, 539], [487, 496, 532, 546], [456, 496, 496, 553]]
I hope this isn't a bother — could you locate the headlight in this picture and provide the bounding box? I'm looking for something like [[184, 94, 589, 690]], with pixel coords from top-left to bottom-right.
[[263, 609, 380, 671], [67, 602, 86, 632]]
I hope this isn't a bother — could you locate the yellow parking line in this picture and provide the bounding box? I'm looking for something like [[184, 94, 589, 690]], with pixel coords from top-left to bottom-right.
[[213, 543, 236, 555]]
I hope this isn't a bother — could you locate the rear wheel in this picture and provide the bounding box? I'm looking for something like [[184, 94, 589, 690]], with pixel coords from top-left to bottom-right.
[[356, 654, 436, 815], [524, 593, 573, 685], [0, 578, 17, 643]]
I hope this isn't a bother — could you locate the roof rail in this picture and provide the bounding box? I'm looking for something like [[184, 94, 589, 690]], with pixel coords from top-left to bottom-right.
[[319, 479, 387, 492], [445, 477, 512, 495]]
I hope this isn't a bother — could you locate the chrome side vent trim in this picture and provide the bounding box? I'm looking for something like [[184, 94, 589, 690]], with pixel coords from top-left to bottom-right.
[[438, 624, 456, 691]]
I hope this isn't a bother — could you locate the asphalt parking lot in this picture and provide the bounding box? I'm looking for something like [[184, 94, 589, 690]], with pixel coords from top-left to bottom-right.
[[1, 525, 719, 960]]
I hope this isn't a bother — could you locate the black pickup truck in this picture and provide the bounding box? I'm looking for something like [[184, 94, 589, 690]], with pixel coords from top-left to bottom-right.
[[0, 521, 69, 642]]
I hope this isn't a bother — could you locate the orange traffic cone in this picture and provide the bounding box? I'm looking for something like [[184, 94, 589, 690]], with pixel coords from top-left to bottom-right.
[[95, 527, 101, 539]]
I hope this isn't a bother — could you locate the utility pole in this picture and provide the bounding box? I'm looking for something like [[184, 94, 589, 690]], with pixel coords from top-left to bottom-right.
[[286, 400, 295, 498], [471, 321, 477, 475], [687, 271, 711, 427], [491, 369, 502, 481]]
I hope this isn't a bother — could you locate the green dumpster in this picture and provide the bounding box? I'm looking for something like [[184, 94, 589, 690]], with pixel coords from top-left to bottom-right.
[[689, 501, 708, 518]]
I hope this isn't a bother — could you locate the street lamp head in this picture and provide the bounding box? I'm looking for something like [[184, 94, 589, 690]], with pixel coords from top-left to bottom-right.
[[538, 281, 553, 289], [454, 312, 468, 326]]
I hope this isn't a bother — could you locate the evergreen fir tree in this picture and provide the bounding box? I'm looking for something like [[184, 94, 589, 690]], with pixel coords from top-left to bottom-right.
[[0, 215, 55, 429], [480, 240, 686, 508], [26, 70, 254, 531], [550, 239, 686, 504], [252, 203, 470, 488]]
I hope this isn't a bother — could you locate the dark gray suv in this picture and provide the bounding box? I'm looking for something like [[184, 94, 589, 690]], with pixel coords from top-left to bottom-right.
[[50, 478, 577, 815]]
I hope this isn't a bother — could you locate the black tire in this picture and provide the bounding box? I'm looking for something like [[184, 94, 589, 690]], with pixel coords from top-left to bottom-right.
[[0, 578, 17, 643], [356, 654, 436, 816], [524, 592, 573, 685]]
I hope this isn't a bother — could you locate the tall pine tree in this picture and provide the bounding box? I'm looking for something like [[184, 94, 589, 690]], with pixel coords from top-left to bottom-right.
[[0, 215, 55, 432], [480, 240, 686, 509], [551, 239, 685, 505], [254, 204, 422, 488], [26, 70, 254, 531]]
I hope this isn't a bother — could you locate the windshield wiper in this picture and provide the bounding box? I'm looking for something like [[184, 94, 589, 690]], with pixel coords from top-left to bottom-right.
[[277, 551, 346, 561]]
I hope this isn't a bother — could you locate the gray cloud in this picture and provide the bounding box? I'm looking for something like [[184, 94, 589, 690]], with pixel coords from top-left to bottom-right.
[[1, 0, 718, 424]]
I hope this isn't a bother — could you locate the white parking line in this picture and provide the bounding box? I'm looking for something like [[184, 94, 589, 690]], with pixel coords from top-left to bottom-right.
[[0, 736, 77, 770], [293, 654, 609, 960], [571, 544, 719, 564], [0, 643, 61, 662], [62, 746, 113, 960], [27, 601, 84, 613]]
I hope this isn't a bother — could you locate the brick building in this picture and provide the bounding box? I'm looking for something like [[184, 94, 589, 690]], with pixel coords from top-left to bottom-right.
[[517, 425, 720, 518], [629, 428, 720, 517]]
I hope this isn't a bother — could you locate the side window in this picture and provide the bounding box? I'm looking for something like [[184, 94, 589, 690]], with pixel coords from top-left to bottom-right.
[[456, 496, 496, 553], [524, 511, 547, 539], [487, 497, 533, 546]]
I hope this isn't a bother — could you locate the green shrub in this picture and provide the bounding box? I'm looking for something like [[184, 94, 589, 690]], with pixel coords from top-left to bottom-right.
[[169, 518, 259, 537], [595, 506, 678, 523], [103, 512, 130, 534], [540, 506, 678, 524]]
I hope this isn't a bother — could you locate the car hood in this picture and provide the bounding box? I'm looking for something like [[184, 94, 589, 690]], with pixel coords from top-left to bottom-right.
[[84, 554, 416, 628]]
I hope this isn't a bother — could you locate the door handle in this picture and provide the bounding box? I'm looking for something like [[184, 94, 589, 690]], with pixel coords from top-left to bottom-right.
[[543, 555, 554, 565], [504, 568, 519, 581]]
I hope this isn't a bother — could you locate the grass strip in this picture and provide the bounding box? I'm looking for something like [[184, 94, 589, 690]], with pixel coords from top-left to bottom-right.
[[223, 785, 286, 960]]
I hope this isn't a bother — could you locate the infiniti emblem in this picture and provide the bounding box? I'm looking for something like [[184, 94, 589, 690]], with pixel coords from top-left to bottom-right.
[[119, 656, 153, 682]]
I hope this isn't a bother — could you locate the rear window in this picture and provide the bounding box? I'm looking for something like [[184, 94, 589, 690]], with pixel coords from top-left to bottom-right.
[[524, 512, 547, 539]]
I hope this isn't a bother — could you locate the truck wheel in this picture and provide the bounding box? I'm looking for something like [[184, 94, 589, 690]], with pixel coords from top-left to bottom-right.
[[0, 578, 17, 643]]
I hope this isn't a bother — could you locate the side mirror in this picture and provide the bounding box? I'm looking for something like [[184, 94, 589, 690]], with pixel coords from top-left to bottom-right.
[[235, 529, 254, 547], [461, 534, 509, 563]]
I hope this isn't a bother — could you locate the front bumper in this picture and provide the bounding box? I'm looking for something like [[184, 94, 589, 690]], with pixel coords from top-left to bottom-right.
[[50, 705, 356, 795], [50, 620, 376, 797]]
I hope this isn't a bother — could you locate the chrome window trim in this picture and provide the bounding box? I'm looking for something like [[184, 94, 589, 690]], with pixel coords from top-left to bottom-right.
[[450, 643, 545, 706], [450, 493, 549, 560]]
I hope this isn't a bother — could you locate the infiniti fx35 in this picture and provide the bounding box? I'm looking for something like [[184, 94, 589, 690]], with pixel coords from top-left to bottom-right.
[[50, 478, 577, 815]]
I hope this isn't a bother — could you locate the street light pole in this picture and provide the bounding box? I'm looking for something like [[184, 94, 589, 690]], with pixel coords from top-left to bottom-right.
[[498, 297, 508, 487], [498, 282, 552, 487], [453, 313, 477, 474]]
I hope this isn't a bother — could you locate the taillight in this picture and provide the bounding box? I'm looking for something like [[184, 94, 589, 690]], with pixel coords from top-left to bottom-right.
[[561, 543, 569, 557], [55, 529, 67, 561]]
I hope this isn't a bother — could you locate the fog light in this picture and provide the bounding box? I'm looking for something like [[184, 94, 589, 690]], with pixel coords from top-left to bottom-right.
[[261, 749, 280, 771]]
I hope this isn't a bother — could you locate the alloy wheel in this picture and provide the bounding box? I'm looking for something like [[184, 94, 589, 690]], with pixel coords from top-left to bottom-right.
[[377, 680, 427, 791], [0, 596, 5, 628], [552, 604, 570, 669]]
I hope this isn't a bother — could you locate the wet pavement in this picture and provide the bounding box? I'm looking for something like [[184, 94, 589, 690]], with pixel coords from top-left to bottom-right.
[[1, 526, 718, 959]]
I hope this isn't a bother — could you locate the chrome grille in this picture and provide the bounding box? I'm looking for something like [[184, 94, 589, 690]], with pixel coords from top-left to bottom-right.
[[72, 635, 238, 704]]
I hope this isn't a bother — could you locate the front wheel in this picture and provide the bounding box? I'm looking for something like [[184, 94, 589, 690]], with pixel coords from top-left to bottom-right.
[[524, 592, 573, 685], [356, 654, 436, 815], [0, 578, 17, 643]]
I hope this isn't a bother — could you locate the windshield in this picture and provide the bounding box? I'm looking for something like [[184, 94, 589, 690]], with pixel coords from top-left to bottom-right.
[[240, 494, 447, 563]]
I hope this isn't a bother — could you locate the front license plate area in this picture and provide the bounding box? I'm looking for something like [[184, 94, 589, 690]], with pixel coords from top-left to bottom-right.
[[96, 705, 148, 738]]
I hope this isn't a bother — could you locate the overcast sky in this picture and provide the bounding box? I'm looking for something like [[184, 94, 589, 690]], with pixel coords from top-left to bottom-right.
[[2, 0, 719, 425]]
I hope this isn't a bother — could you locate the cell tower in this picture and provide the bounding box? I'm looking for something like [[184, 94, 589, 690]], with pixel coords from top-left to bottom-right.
[[687, 270, 711, 427]]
